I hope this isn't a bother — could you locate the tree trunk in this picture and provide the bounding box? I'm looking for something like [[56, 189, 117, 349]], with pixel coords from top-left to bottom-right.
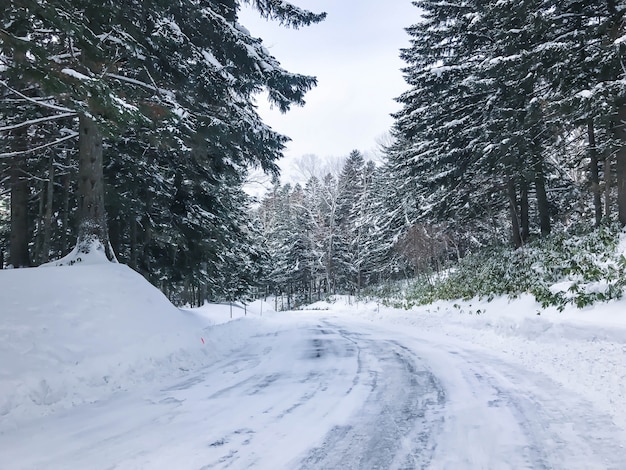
[[40, 154, 55, 263], [615, 104, 626, 226], [60, 151, 72, 254], [520, 178, 529, 243], [9, 126, 31, 267], [35, 180, 45, 263], [507, 178, 522, 248], [76, 113, 116, 261], [605, 155, 612, 219], [533, 155, 551, 236], [9, 165, 31, 267], [588, 119, 602, 226]]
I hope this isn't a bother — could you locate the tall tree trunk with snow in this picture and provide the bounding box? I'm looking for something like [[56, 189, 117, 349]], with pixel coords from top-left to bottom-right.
[[9, 165, 31, 267], [615, 104, 626, 226], [35, 179, 45, 262], [606, 0, 626, 226], [8, 126, 31, 268], [76, 113, 116, 261], [533, 154, 551, 236], [507, 178, 522, 249], [519, 179, 529, 243], [60, 151, 72, 254], [605, 155, 612, 219], [588, 119, 602, 226], [41, 154, 55, 263]]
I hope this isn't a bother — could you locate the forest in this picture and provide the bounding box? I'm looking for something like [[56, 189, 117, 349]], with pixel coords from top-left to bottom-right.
[[2, 0, 626, 308]]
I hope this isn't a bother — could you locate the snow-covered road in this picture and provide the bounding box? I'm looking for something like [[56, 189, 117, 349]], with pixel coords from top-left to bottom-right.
[[2, 315, 624, 469]]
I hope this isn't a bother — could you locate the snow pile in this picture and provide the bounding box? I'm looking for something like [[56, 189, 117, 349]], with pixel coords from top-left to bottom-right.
[[0, 263, 271, 431], [306, 294, 626, 431], [41, 239, 115, 266]]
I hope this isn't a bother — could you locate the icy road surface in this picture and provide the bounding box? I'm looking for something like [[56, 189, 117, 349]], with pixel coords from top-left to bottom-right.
[[2, 315, 624, 469]]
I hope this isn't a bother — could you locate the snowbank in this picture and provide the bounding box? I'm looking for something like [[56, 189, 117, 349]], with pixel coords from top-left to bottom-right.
[[0, 263, 273, 431]]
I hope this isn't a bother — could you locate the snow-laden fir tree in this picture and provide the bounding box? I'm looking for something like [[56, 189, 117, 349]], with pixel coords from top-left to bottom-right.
[[390, 0, 626, 254], [1, 0, 325, 266]]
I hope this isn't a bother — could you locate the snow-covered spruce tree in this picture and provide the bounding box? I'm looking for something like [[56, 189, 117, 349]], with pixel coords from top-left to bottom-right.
[[390, 0, 507, 245], [258, 158, 380, 300], [334, 150, 365, 293], [356, 164, 401, 284], [0, 30, 68, 267], [258, 182, 311, 308], [301, 175, 331, 300], [0, 0, 325, 265], [478, 0, 558, 240], [318, 172, 342, 294], [541, 0, 626, 226], [392, 0, 601, 249], [347, 159, 378, 292], [331, 151, 382, 294], [100, 132, 270, 304]]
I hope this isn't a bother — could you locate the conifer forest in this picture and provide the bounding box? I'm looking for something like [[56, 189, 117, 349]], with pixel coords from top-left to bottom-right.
[[2, 1, 626, 308]]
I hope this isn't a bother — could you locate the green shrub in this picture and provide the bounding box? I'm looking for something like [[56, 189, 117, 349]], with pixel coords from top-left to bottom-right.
[[398, 221, 626, 310]]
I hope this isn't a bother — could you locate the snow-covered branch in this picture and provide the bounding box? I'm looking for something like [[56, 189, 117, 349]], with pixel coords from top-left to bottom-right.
[[0, 80, 76, 113], [0, 132, 78, 158], [0, 112, 76, 132], [105, 73, 166, 95]]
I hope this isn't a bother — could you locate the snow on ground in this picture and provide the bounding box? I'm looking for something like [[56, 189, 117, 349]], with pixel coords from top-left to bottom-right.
[[1, 263, 626, 468], [0, 263, 269, 430], [306, 294, 626, 432]]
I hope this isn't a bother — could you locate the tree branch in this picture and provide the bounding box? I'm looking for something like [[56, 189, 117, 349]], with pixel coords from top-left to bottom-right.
[[0, 80, 76, 113], [105, 72, 163, 94], [0, 132, 79, 158], [0, 112, 76, 132]]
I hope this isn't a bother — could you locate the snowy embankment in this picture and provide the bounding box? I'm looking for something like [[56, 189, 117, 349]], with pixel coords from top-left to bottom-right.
[[1, 260, 625, 468], [306, 294, 626, 432], [0, 263, 271, 431]]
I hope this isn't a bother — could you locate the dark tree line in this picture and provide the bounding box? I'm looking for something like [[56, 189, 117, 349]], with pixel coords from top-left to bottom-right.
[[389, 0, 626, 249]]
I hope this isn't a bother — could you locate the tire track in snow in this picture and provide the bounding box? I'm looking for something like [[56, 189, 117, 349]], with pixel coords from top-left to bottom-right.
[[298, 324, 446, 470], [324, 319, 626, 470]]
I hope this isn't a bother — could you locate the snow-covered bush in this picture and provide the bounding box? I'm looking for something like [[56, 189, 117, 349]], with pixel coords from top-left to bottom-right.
[[398, 222, 626, 310]]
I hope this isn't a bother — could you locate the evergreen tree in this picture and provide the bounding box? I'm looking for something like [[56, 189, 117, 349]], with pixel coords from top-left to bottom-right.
[[391, 0, 499, 242], [1, 0, 325, 259], [1, 0, 325, 306]]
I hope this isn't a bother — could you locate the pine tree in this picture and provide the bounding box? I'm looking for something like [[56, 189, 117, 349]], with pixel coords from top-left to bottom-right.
[[391, 0, 500, 241], [1, 0, 325, 265]]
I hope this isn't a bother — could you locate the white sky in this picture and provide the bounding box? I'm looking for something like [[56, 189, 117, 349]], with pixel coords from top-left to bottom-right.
[[239, 0, 418, 179]]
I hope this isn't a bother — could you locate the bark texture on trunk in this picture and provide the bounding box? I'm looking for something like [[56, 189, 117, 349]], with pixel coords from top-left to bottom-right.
[[588, 119, 603, 226], [60, 151, 72, 254], [507, 178, 522, 248], [42, 156, 55, 261], [533, 155, 551, 236], [605, 156, 612, 219], [9, 126, 31, 267], [616, 104, 626, 226], [519, 178, 529, 243], [76, 113, 116, 261], [9, 165, 31, 267]]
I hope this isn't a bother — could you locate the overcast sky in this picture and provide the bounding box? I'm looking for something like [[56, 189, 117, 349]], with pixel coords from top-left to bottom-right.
[[239, 0, 419, 179]]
